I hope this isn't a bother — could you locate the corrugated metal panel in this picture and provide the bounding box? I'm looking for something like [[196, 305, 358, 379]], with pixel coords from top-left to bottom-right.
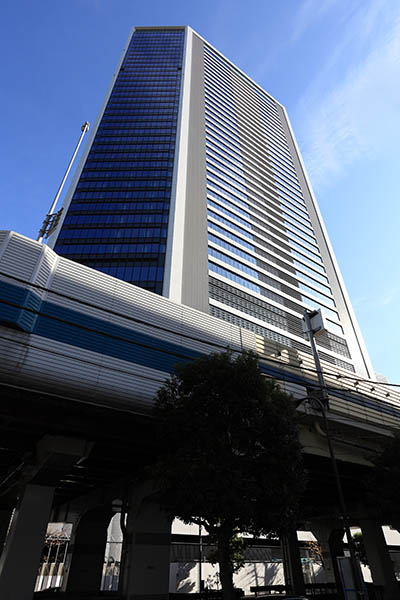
[[50, 261, 118, 315], [34, 248, 57, 289], [1, 233, 42, 280], [1, 232, 400, 429], [181, 308, 241, 353], [111, 289, 185, 348], [52, 254, 251, 357], [0, 231, 9, 250], [256, 334, 400, 430], [0, 326, 30, 374], [0, 332, 166, 412], [283, 382, 307, 399], [240, 327, 257, 351]]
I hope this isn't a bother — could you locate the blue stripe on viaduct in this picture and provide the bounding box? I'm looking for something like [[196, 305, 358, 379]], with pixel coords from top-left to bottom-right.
[[1, 280, 399, 420]]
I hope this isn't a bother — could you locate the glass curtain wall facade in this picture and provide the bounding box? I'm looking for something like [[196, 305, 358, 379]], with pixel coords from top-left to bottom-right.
[[50, 26, 374, 379], [53, 28, 184, 294]]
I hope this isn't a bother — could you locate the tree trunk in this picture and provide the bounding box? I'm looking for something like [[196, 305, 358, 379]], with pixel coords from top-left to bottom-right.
[[217, 528, 235, 600]]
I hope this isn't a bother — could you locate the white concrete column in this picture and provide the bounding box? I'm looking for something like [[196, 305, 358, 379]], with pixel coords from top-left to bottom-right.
[[311, 519, 344, 588], [120, 489, 172, 600], [0, 484, 54, 600], [360, 518, 399, 600]]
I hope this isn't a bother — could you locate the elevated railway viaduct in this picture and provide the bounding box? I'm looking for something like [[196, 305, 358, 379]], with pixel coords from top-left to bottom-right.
[[0, 231, 399, 599]]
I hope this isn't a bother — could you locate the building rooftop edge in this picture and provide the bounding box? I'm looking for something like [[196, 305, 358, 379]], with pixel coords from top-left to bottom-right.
[[131, 25, 283, 108], [134, 25, 186, 30]]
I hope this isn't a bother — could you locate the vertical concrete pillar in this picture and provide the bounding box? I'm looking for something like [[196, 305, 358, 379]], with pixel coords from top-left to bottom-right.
[[120, 490, 172, 600], [0, 484, 54, 600], [328, 527, 346, 597], [63, 505, 112, 593], [281, 528, 306, 596], [311, 519, 345, 596], [0, 508, 14, 555], [360, 518, 399, 600]]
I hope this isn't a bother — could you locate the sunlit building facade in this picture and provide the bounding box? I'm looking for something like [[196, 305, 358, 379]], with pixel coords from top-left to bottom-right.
[[49, 26, 374, 379]]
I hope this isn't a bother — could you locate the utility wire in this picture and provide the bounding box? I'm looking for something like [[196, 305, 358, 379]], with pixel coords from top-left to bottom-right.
[[1, 326, 398, 426], [1, 295, 399, 416], [0, 270, 233, 353], [0, 269, 399, 391], [1, 299, 400, 437]]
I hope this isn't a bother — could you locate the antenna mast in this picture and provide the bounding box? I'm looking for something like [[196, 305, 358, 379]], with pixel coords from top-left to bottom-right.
[[37, 121, 90, 243]]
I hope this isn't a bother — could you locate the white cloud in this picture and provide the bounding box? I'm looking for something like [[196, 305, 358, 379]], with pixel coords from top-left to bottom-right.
[[291, 0, 343, 43], [353, 284, 400, 311], [296, 1, 400, 188], [380, 285, 400, 307]]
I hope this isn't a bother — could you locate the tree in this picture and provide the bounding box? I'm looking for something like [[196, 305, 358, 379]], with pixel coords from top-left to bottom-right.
[[153, 350, 306, 600]]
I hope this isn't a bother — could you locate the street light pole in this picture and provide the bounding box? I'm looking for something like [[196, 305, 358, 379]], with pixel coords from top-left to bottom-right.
[[299, 395, 365, 599], [301, 309, 365, 599], [302, 310, 329, 405], [198, 523, 203, 593]]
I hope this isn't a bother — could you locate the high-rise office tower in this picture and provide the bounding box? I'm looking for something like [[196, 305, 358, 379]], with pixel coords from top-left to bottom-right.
[[49, 26, 374, 379]]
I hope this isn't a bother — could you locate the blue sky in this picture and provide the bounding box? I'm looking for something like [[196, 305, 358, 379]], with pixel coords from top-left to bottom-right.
[[1, 0, 399, 382]]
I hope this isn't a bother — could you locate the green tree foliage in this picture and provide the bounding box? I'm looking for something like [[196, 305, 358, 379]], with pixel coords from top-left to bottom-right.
[[153, 350, 306, 600]]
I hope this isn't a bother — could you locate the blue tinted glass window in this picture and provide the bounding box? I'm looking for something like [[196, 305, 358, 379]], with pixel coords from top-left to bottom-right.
[[54, 29, 185, 295]]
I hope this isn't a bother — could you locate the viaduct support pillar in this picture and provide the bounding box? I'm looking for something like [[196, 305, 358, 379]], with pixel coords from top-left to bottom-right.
[[281, 528, 306, 596], [0, 484, 54, 600], [360, 518, 398, 600], [120, 486, 172, 600], [328, 527, 346, 596], [63, 505, 112, 594], [311, 519, 345, 593]]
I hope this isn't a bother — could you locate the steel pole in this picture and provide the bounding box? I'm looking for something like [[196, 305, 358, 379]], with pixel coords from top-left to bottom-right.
[[301, 308, 365, 598], [309, 396, 365, 599], [198, 523, 203, 592], [37, 121, 89, 242], [302, 310, 329, 405]]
